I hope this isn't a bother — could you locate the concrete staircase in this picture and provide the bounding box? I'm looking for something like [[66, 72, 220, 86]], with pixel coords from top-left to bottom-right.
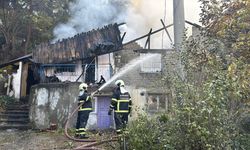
[[0, 102, 31, 130]]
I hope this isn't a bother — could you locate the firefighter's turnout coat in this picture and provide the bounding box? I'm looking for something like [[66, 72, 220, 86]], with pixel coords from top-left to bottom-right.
[[110, 87, 132, 133], [75, 91, 92, 136]]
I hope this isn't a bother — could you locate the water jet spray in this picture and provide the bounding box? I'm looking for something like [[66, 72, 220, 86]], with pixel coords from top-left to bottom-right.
[[97, 53, 158, 92]]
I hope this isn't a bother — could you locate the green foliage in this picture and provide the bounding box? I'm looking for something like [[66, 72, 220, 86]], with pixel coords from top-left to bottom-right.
[[126, 0, 250, 149], [126, 115, 171, 150], [0, 0, 70, 62], [64, 141, 74, 149], [0, 95, 16, 110]]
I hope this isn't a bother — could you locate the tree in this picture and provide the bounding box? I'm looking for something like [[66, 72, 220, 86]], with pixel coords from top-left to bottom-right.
[[125, 0, 250, 149], [0, 0, 70, 63]]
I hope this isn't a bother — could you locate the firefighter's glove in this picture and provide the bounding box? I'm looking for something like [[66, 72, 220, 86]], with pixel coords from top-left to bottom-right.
[[108, 110, 112, 115]]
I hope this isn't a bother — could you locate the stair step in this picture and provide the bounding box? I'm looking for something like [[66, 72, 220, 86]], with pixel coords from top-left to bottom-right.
[[0, 113, 29, 119], [0, 110, 29, 115], [0, 102, 31, 130], [6, 104, 29, 107], [5, 108, 29, 112], [5, 104, 29, 109], [0, 123, 32, 130], [0, 118, 29, 123], [6, 103, 29, 106]]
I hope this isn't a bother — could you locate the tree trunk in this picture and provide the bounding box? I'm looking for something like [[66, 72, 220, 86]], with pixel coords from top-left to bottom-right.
[[24, 0, 33, 54]]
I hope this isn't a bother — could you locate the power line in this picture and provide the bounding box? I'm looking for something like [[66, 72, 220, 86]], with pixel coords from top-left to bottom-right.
[[162, 0, 167, 49]]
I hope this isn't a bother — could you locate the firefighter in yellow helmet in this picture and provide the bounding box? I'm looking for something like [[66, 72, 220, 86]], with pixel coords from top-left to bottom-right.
[[108, 79, 132, 134], [75, 83, 92, 139]]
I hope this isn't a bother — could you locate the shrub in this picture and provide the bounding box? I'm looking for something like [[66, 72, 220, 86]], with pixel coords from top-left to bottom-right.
[[0, 95, 16, 110]]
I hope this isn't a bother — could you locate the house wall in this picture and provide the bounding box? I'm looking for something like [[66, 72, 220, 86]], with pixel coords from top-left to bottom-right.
[[12, 62, 22, 99], [43, 61, 83, 82], [96, 54, 114, 82], [113, 46, 179, 113], [115, 50, 178, 90], [29, 82, 97, 130]]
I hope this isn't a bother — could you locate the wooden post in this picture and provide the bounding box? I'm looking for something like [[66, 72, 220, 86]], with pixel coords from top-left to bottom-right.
[[148, 29, 152, 49], [21, 62, 29, 97], [160, 19, 173, 43], [123, 24, 173, 46], [144, 29, 152, 49]]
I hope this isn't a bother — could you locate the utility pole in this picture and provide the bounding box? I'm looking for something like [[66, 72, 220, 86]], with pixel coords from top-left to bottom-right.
[[173, 0, 185, 51], [173, 0, 185, 81]]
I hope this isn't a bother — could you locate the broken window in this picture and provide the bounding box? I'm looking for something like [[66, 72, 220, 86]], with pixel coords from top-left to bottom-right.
[[146, 93, 166, 114], [140, 53, 162, 73], [55, 65, 76, 74]]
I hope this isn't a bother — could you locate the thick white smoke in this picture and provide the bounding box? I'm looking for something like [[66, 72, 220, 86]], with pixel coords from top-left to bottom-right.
[[52, 0, 129, 43], [53, 0, 201, 48]]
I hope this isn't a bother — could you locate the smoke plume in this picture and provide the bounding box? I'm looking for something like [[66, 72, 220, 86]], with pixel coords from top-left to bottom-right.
[[53, 0, 201, 48]]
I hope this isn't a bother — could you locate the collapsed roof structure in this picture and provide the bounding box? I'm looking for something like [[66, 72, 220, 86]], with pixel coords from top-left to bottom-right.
[[33, 23, 123, 64]]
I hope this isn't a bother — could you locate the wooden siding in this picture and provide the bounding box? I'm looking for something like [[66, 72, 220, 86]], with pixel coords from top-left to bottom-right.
[[33, 24, 122, 64]]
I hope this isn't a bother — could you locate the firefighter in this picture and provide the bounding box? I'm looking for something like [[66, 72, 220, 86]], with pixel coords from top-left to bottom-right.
[[108, 79, 132, 134], [75, 83, 92, 139]]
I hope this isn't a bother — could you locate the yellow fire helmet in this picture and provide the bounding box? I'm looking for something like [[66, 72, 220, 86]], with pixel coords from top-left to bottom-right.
[[115, 80, 125, 87], [79, 83, 88, 91]]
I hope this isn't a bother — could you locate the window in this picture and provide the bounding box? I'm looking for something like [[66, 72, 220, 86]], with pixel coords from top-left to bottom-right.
[[55, 65, 75, 73], [146, 93, 166, 114], [140, 53, 162, 73]]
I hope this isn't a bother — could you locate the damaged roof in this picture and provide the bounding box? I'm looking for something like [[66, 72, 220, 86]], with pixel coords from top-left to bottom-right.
[[33, 23, 123, 64], [0, 53, 32, 68]]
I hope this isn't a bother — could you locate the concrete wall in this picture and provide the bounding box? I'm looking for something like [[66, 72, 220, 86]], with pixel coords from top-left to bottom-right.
[[111, 47, 179, 114], [29, 82, 97, 130], [114, 49, 178, 93]]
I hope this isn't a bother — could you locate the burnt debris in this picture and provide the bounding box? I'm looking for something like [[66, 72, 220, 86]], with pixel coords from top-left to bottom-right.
[[33, 23, 123, 64]]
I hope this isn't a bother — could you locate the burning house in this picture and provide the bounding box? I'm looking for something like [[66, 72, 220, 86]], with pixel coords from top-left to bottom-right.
[[0, 20, 178, 130], [34, 23, 123, 84], [0, 23, 122, 98]]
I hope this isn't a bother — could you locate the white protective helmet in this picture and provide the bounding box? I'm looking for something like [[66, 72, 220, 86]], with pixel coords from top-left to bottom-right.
[[79, 83, 88, 91], [115, 80, 125, 87]]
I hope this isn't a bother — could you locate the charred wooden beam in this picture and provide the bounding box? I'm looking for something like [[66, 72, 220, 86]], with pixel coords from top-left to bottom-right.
[[33, 23, 122, 64], [144, 29, 152, 49], [123, 23, 173, 46], [160, 19, 173, 43], [185, 20, 202, 29]]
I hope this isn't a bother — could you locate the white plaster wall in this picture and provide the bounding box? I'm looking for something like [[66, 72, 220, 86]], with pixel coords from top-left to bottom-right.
[[130, 87, 147, 120], [44, 61, 83, 82], [12, 62, 22, 99], [96, 54, 113, 81]]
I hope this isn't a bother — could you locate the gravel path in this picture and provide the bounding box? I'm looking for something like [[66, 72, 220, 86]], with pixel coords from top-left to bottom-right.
[[0, 129, 73, 150]]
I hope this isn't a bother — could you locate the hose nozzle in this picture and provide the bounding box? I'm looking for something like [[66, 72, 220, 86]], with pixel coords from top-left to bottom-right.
[[91, 89, 100, 97]]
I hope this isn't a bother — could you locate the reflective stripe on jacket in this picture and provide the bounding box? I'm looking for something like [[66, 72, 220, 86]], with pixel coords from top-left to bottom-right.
[[110, 88, 132, 113], [78, 95, 93, 111]]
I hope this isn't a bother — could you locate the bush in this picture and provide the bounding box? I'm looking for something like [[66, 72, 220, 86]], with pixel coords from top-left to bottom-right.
[[0, 95, 16, 110], [126, 112, 250, 150], [126, 114, 172, 150]]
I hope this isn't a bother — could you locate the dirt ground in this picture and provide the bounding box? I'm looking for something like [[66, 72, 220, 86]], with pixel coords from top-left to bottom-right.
[[0, 129, 96, 150], [0, 129, 119, 150]]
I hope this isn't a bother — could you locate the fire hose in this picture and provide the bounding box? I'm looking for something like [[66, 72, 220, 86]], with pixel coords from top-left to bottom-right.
[[64, 90, 119, 149]]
